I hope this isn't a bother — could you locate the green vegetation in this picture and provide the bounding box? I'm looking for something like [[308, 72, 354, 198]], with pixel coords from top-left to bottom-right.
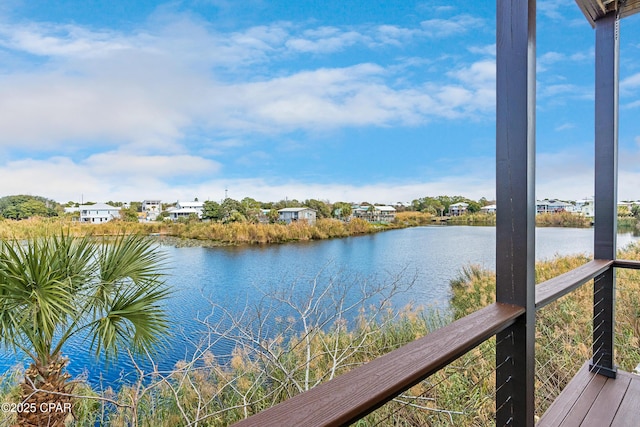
[[0, 195, 62, 219], [0, 233, 170, 426], [3, 244, 638, 425]]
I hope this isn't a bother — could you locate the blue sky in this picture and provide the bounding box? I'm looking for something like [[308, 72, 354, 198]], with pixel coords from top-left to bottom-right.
[[1, 1, 639, 204]]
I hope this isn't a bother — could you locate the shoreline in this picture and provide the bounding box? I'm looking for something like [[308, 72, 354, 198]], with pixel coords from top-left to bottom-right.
[[0, 213, 636, 248]]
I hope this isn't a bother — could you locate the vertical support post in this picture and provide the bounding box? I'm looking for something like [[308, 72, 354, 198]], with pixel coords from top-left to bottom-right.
[[495, 0, 536, 425], [591, 11, 619, 379]]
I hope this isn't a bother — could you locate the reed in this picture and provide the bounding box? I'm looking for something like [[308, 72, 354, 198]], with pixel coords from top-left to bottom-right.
[[2, 241, 638, 425]]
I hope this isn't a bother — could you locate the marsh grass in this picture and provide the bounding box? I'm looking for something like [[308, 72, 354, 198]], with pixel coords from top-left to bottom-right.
[[0, 217, 387, 245], [1, 240, 639, 425]]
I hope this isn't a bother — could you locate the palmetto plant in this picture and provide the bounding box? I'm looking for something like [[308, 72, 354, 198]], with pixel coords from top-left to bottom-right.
[[0, 233, 170, 426]]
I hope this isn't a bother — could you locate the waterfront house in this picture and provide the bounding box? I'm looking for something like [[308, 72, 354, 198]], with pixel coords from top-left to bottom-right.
[[536, 199, 573, 214], [167, 200, 204, 221], [448, 202, 468, 216], [373, 205, 396, 222], [79, 203, 121, 223], [480, 204, 497, 214], [142, 199, 162, 221], [278, 207, 317, 224], [575, 198, 595, 217], [351, 205, 397, 223]]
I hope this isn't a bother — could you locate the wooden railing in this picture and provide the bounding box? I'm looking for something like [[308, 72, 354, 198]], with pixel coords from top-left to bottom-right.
[[233, 302, 524, 426], [232, 1, 632, 424], [232, 259, 638, 426]]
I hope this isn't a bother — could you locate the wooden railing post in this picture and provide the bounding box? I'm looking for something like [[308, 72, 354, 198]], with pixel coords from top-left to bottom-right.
[[591, 11, 619, 379], [495, 0, 536, 425]]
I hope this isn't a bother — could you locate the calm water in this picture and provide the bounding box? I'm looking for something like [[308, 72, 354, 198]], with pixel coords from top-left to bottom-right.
[[1, 226, 639, 385]]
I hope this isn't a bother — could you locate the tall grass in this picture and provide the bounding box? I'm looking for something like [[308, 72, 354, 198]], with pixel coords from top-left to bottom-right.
[[535, 212, 591, 227], [449, 244, 640, 418], [0, 217, 386, 244], [2, 239, 638, 425]]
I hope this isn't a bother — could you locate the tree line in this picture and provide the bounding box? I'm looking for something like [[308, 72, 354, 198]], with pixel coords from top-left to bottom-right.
[[0, 194, 500, 222]]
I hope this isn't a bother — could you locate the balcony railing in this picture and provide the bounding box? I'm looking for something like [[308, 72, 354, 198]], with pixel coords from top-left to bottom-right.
[[233, 1, 640, 425]]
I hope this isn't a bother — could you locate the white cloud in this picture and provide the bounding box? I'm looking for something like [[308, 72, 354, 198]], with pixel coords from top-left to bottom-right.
[[0, 22, 132, 58], [419, 15, 484, 38], [537, 49, 591, 72], [538, 83, 591, 100], [538, 0, 572, 21], [536, 148, 594, 199], [285, 28, 366, 53], [0, 154, 496, 204], [621, 72, 640, 95], [83, 152, 221, 177], [0, 14, 500, 151], [0, 153, 221, 203], [555, 122, 576, 131], [468, 44, 495, 56]]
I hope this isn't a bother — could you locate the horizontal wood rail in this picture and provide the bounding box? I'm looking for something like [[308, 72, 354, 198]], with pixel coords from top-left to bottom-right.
[[535, 259, 614, 310], [613, 259, 640, 270], [233, 302, 524, 427]]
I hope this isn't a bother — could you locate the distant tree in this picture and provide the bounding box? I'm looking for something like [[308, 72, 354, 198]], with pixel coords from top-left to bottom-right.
[[241, 197, 262, 222], [267, 209, 280, 223], [0, 195, 60, 219], [467, 201, 481, 213], [241, 197, 261, 210], [119, 206, 140, 222], [332, 202, 352, 219], [202, 201, 223, 221], [221, 198, 246, 223], [304, 199, 332, 219], [273, 199, 300, 209], [411, 197, 444, 216], [632, 204, 640, 219]]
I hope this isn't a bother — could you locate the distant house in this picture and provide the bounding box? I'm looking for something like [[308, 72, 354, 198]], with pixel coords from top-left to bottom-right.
[[167, 200, 204, 221], [480, 204, 497, 214], [536, 199, 573, 214], [449, 202, 469, 216], [142, 199, 162, 221], [352, 205, 397, 223], [278, 207, 317, 224], [575, 198, 594, 217], [79, 203, 121, 223], [373, 206, 397, 223]]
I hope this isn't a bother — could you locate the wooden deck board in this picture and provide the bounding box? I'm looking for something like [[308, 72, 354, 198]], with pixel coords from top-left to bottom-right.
[[537, 363, 594, 426], [581, 374, 631, 426], [538, 363, 640, 427], [611, 372, 640, 426]]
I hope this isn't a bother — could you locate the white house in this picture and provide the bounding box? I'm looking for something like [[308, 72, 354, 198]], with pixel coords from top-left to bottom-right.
[[575, 198, 595, 217], [79, 203, 121, 223], [167, 200, 204, 221], [536, 199, 573, 214], [352, 205, 397, 223], [278, 207, 317, 224], [449, 202, 469, 216], [142, 200, 162, 221], [480, 204, 497, 214]]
